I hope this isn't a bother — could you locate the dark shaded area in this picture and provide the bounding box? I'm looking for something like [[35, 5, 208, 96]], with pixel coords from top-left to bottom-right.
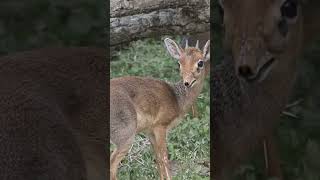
[[0, 0, 105, 55], [0, 48, 107, 180], [212, 0, 320, 179], [0, 1, 108, 179]]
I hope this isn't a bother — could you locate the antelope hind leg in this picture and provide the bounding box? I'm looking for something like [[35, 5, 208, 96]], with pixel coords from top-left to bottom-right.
[[110, 137, 134, 180]]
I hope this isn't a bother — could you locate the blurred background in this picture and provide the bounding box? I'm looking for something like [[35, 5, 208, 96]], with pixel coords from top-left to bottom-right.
[[0, 0, 105, 55], [213, 1, 320, 179]]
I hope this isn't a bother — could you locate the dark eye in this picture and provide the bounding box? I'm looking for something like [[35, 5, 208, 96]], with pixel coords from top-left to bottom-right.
[[281, 0, 298, 19], [197, 60, 204, 68]]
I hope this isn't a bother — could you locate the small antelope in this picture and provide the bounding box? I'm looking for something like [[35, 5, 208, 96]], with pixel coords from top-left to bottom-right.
[[110, 38, 210, 180]]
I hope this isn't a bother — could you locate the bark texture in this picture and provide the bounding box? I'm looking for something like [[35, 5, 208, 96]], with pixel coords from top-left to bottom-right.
[[110, 0, 210, 47]]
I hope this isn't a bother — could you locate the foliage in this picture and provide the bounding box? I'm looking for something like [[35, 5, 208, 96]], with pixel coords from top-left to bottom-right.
[[0, 0, 105, 55], [111, 38, 210, 179]]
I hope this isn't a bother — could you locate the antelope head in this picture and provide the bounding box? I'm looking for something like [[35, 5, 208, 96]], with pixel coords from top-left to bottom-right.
[[219, 0, 303, 83], [164, 38, 210, 88]]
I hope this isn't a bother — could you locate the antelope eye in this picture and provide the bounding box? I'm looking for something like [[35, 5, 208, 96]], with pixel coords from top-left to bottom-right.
[[197, 60, 204, 68], [281, 0, 298, 19]]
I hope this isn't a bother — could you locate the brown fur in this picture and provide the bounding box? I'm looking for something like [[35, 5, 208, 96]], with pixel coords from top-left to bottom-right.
[[181, 32, 211, 118], [0, 47, 107, 180], [214, 0, 320, 179], [110, 39, 210, 180]]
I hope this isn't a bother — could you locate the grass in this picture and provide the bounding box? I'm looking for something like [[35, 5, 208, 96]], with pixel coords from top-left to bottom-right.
[[110, 37, 210, 180]]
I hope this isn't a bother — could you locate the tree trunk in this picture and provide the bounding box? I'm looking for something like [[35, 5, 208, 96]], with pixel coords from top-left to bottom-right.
[[110, 0, 210, 47]]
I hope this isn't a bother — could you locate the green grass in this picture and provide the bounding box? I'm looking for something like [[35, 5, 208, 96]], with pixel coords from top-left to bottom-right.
[[110, 38, 210, 180]]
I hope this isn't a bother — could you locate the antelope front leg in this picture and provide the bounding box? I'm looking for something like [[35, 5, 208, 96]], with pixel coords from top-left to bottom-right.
[[149, 126, 172, 180], [191, 104, 199, 118]]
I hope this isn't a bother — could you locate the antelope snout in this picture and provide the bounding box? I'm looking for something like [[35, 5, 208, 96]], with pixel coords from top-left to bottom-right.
[[184, 77, 196, 88], [238, 65, 255, 78], [236, 52, 276, 82], [236, 57, 257, 79], [184, 81, 191, 87]]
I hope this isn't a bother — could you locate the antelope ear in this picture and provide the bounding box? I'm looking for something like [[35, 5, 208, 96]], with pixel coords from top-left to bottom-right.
[[202, 40, 210, 62], [164, 38, 182, 60]]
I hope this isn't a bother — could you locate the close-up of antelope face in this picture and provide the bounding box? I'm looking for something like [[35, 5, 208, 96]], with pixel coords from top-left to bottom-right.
[[219, 0, 303, 83], [164, 38, 210, 88]]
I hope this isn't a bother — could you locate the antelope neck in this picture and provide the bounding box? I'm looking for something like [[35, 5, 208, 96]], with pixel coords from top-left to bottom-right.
[[171, 77, 205, 113]]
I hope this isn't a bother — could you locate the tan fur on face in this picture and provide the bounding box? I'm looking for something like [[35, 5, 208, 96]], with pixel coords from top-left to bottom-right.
[[179, 48, 206, 86], [222, 0, 303, 80]]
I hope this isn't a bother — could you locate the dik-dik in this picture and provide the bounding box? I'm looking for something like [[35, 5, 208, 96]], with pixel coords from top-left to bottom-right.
[[110, 38, 210, 180], [0, 47, 107, 180], [214, 0, 320, 179]]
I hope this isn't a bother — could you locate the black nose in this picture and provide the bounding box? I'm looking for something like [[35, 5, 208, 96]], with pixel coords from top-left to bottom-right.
[[238, 66, 254, 78], [184, 82, 190, 87]]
